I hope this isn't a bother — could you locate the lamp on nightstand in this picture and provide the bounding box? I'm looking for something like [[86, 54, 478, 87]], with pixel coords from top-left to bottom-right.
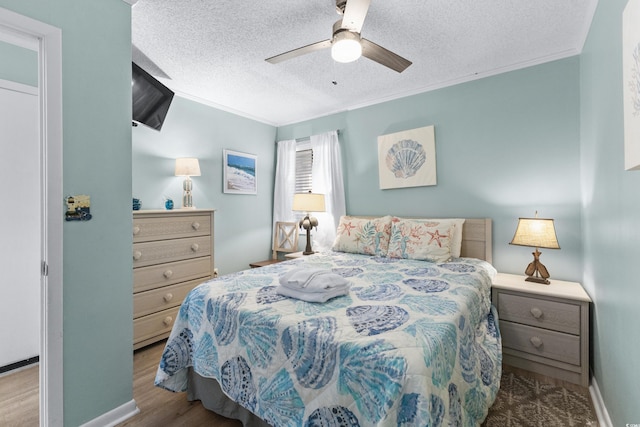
[[175, 157, 201, 209], [292, 191, 326, 255], [509, 212, 560, 284]]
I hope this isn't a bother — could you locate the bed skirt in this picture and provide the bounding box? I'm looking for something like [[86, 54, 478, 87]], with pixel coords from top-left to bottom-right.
[[187, 368, 272, 427]]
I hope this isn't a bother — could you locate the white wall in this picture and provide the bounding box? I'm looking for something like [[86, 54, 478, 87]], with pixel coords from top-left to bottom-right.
[[0, 80, 40, 366]]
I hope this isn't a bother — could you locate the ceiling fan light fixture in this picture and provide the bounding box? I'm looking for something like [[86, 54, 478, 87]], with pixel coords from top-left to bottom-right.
[[331, 31, 362, 63]]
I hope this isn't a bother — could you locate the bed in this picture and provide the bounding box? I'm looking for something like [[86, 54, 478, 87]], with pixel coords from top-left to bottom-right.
[[155, 217, 501, 426]]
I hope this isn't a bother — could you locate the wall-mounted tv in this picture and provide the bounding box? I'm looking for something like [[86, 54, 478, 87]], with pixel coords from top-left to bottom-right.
[[132, 62, 174, 131]]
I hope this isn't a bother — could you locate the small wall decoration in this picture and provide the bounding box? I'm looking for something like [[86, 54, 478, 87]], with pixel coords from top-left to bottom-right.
[[223, 149, 257, 194], [65, 195, 92, 221], [623, 0, 640, 170], [378, 125, 436, 189]]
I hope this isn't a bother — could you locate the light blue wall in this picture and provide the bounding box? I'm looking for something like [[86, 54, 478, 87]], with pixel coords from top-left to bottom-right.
[[0, 1, 133, 426], [132, 96, 277, 274], [278, 57, 583, 282], [580, 0, 640, 424], [0, 40, 37, 86]]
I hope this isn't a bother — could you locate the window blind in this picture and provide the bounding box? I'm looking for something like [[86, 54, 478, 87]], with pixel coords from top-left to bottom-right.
[[295, 148, 313, 193]]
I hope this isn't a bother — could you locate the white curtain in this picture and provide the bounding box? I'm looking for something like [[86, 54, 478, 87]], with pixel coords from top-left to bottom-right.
[[273, 138, 297, 225], [273, 130, 346, 251], [309, 130, 346, 250]]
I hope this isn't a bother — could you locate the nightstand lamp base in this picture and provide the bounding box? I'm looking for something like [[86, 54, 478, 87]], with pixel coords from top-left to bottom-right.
[[524, 248, 551, 285], [525, 275, 550, 285]]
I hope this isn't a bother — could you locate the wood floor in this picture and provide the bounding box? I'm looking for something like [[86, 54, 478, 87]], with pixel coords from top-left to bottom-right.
[[0, 363, 39, 427], [0, 340, 240, 427], [119, 340, 241, 427], [0, 341, 595, 427]]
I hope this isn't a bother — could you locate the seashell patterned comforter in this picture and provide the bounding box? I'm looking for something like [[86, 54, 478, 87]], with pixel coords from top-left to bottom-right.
[[155, 251, 502, 426]]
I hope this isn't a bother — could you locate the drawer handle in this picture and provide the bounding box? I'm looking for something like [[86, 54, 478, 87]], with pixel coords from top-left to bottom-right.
[[163, 293, 174, 302], [163, 316, 173, 326], [530, 307, 543, 319], [191, 243, 199, 252], [530, 336, 543, 349], [133, 226, 140, 235], [163, 269, 173, 279], [192, 222, 200, 230], [133, 250, 142, 261]]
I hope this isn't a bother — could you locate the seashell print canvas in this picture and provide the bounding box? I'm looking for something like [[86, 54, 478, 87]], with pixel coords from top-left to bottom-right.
[[378, 125, 437, 189], [623, 0, 640, 170]]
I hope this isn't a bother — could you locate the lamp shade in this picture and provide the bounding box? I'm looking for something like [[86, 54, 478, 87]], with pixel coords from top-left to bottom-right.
[[175, 158, 201, 177], [292, 192, 326, 213], [331, 31, 362, 63], [510, 218, 560, 249]]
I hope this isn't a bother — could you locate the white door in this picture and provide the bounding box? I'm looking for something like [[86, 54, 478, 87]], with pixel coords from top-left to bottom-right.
[[0, 8, 64, 425], [0, 80, 40, 367]]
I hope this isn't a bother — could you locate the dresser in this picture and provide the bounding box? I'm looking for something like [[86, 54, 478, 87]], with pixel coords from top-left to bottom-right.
[[132, 209, 215, 349], [492, 273, 591, 387]]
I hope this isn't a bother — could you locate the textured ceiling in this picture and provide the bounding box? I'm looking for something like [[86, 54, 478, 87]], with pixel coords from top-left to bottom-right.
[[131, 0, 597, 126]]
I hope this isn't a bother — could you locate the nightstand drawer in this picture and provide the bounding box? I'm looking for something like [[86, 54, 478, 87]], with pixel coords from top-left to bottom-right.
[[501, 321, 580, 365], [497, 293, 580, 334]]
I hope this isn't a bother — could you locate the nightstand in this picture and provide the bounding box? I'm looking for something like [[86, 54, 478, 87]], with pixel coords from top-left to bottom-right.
[[285, 251, 304, 259], [492, 273, 591, 387]]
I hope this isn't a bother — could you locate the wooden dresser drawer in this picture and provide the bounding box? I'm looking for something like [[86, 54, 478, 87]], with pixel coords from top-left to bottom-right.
[[132, 209, 215, 350], [497, 293, 580, 334], [133, 236, 211, 268], [500, 321, 581, 365], [133, 214, 211, 243], [134, 256, 212, 293], [134, 278, 205, 318], [134, 306, 180, 347]]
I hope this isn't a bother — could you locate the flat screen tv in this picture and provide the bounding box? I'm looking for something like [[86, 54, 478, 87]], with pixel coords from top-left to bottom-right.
[[132, 62, 174, 131]]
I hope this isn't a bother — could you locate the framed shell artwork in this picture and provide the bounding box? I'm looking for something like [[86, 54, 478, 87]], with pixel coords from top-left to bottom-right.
[[377, 125, 436, 190], [624, 0, 640, 170]]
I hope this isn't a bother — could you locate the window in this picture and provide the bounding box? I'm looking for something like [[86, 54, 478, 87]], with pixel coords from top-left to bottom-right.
[[295, 148, 313, 193]]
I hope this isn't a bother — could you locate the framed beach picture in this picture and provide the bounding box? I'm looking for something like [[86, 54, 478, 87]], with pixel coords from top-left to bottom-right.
[[223, 149, 257, 194], [378, 125, 437, 189], [623, 0, 640, 170]]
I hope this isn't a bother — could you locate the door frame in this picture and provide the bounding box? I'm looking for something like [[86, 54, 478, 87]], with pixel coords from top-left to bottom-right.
[[0, 7, 63, 426]]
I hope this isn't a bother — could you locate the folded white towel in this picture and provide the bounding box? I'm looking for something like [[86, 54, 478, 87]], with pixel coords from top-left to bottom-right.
[[277, 267, 350, 302], [279, 268, 349, 293], [281, 268, 327, 288], [276, 284, 349, 303]]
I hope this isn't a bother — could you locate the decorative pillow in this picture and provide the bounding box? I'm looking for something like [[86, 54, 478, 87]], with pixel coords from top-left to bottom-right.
[[332, 215, 393, 256], [428, 218, 465, 258], [387, 218, 455, 262]]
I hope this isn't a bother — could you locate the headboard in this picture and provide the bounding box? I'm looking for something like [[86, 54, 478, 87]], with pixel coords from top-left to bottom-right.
[[351, 217, 493, 263], [460, 218, 492, 263]]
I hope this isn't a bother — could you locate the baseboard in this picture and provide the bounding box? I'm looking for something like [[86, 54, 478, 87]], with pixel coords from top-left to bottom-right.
[[589, 374, 613, 427], [79, 399, 139, 427]]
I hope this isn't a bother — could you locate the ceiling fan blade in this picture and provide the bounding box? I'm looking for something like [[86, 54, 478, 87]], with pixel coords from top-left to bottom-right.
[[341, 0, 371, 33], [361, 38, 412, 73], [266, 40, 332, 64]]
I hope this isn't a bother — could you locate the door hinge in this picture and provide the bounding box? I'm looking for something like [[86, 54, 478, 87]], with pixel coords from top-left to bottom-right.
[[41, 261, 49, 276]]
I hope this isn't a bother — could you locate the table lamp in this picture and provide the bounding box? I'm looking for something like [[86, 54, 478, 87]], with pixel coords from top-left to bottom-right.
[[175, 158, 201, 209], [292, 192, 326, 255], [509, 213, 560, 284]]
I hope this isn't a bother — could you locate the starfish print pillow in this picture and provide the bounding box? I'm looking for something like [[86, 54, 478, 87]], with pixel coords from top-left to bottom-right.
[[332, 215, 393, 256], [387, 218, 455, 262]]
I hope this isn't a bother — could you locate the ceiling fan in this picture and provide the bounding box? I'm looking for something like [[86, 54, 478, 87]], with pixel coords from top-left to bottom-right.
[[265, 0, 412, 73]]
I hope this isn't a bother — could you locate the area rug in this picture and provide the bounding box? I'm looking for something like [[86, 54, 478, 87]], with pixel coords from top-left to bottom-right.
[[482, 370, 598, 426]]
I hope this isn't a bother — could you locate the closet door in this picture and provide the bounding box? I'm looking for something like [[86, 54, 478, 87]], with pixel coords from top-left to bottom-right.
[[0, 82, 40, 367]]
